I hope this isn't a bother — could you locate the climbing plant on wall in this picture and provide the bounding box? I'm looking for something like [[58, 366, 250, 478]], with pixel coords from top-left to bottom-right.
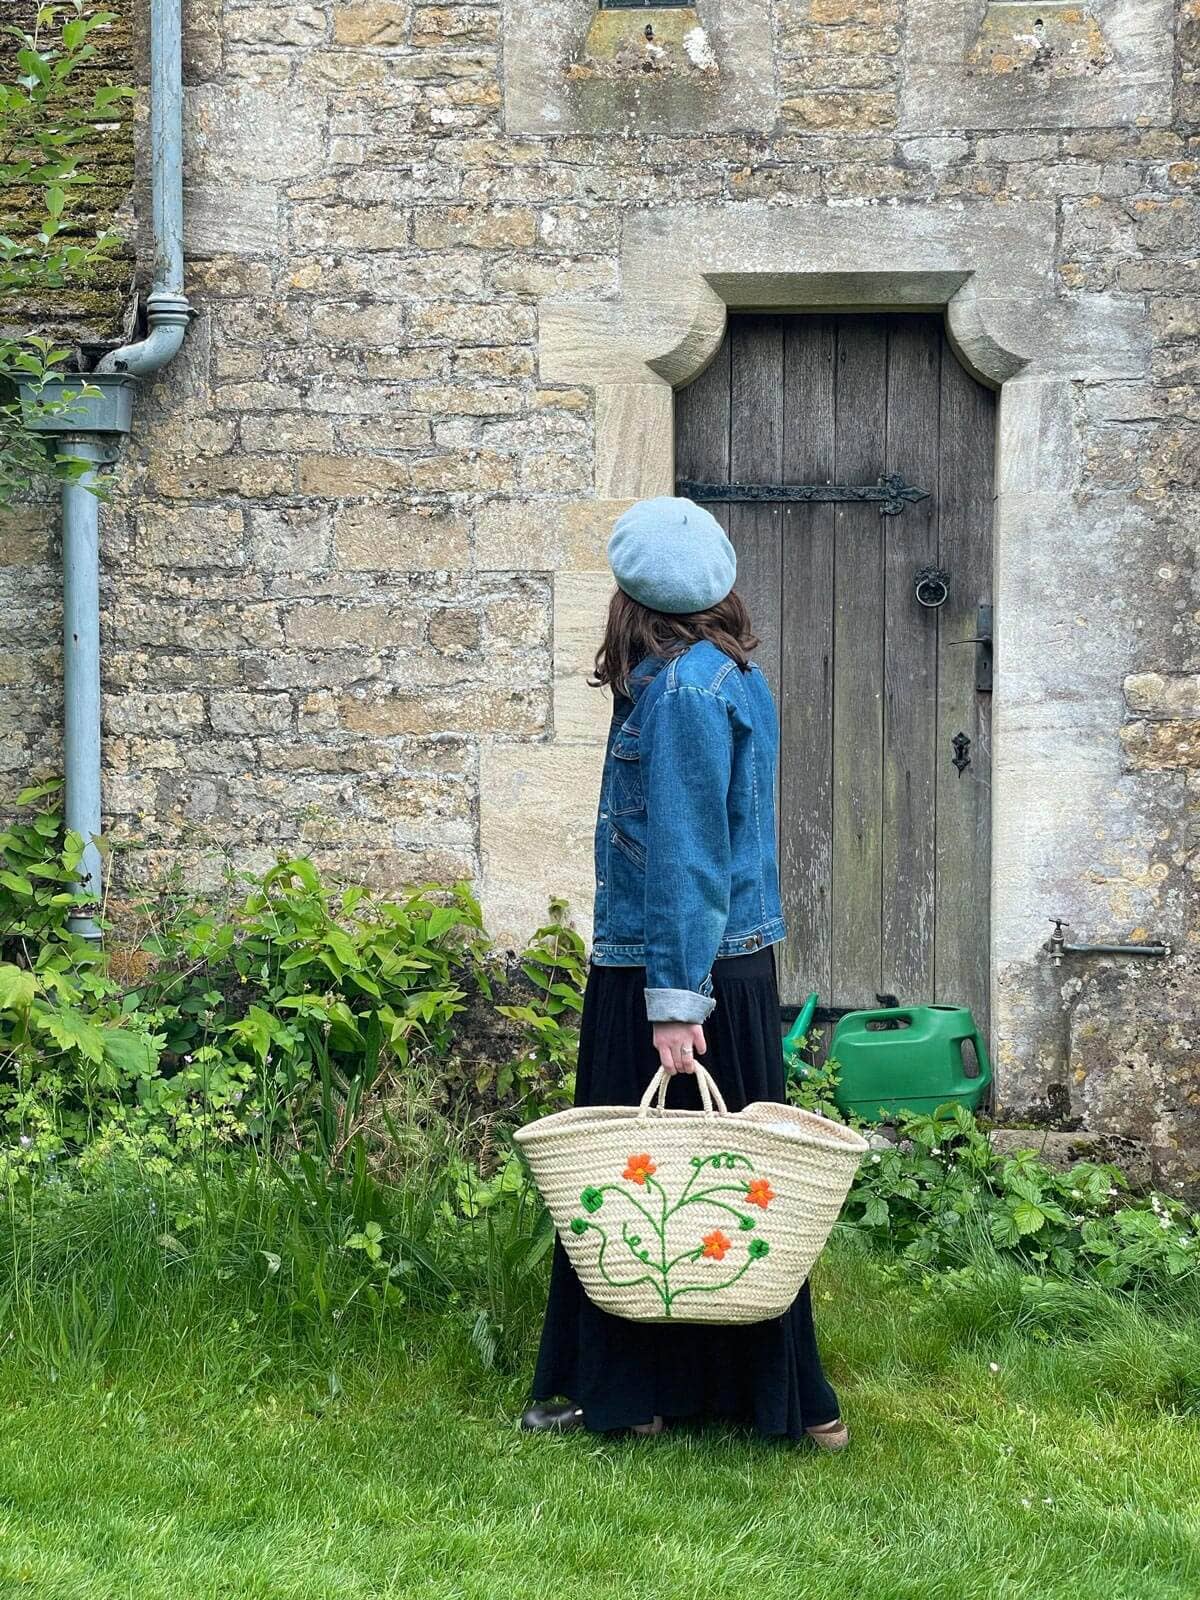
[[0, 3, 132, 502]]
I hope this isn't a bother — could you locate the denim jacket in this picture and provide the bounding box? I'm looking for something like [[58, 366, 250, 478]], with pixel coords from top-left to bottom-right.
[[590, 639, 786, 1024]]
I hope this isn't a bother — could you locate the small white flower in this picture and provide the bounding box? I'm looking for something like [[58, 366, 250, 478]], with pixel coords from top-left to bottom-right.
[[1021, 1497, 1032, 1509], [931, 1147, 941, 1156], [1107, 1187, 1118, 1196], [871, 1153, 882, 1164], [1160, 1216, 1172, 1230], [989, 1362, 1000, 1372], [18, 1135, 31, 1150], [1070, 1189, 1081, 1199]]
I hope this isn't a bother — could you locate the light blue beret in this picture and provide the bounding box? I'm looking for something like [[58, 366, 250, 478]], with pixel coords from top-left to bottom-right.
[[607, 496, 737, 615]]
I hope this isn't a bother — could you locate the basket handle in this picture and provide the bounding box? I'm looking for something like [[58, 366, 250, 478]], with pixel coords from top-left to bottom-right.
[[637, 1063, 730, 1120]]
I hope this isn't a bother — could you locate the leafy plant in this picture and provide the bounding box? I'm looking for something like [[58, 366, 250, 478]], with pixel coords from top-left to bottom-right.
[[491, 897, 584, 1114], [783, 1027, 843, 1120], [848, 1101, 1199, 1297], [1, 2, 133, 501]]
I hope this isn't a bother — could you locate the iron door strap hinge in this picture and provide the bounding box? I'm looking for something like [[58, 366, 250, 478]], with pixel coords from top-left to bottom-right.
[[676, 473, 931, 517]]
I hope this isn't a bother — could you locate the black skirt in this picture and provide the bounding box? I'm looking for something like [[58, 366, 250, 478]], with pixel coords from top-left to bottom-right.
[[529, 944, 841, 1438]]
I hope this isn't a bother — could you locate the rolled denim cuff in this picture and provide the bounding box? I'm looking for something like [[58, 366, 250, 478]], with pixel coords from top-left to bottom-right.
[[645, 986, 717, 1024]]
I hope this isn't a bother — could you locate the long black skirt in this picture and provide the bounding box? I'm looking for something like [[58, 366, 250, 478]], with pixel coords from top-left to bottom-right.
[[528, 944, 841, 1439]]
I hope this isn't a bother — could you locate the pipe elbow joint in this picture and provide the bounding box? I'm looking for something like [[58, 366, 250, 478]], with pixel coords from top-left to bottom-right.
[[96, 289, 193, 377]]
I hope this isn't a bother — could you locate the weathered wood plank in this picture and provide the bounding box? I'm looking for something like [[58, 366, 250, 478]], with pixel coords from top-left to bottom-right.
[[830, 317, 888, 1011], [882, 316, 941, 1003], [779, 316, 836, 1017], [729, 316, 784, 703]]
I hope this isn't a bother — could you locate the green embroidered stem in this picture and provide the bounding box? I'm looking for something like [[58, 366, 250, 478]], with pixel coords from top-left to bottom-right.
[[666, 1256, 755, 1308], [667, 1183, 756, 1224], [577, 1220, 664, 1299]]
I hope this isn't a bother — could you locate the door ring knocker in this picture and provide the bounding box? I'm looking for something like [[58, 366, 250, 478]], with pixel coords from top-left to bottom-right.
[[914, 565, 951, 609]]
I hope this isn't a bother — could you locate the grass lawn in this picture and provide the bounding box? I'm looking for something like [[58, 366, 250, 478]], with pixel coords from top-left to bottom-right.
[[1, 1235, 1197, 1600]]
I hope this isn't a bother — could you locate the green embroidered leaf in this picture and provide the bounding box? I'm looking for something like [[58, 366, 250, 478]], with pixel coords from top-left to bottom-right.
[[569, 1217, 588, 1235], [580, 1186, 604, 1213], [738, 1216, 756, 1231], [748, 1238, 770, 1259]]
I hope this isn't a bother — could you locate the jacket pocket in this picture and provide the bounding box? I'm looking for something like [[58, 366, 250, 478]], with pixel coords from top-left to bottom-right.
[[610, 728, 644, 816], [610, 825, 646, 871]]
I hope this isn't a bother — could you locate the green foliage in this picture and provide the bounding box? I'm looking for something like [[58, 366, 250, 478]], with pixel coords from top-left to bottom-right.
[[0, 3, 133, 501], [0, 787, 500, 1167], [782, 1025, 843, 1120], [491, 896, 584, 1114], [848, 1100, 1200, 1297]]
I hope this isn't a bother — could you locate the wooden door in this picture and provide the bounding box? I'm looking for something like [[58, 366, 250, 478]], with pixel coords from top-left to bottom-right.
[[675, 313, 995, 1052]]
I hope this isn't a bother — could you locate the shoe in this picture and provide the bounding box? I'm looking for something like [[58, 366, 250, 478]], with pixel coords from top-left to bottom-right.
[[805, 1417, 850, 1452], [520, 1399, 584, 1432], [630, 1416, 665, 1436]]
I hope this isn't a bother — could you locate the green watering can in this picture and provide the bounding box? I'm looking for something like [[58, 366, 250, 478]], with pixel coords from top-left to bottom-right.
[[829, 1004, 992, 1123]]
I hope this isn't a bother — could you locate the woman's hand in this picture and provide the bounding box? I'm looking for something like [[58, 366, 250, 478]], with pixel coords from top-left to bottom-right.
[[652, 1021, 707, 1075]]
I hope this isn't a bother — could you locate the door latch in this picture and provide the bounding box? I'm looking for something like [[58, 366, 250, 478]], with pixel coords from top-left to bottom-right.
[[948, 602, 993, 693]]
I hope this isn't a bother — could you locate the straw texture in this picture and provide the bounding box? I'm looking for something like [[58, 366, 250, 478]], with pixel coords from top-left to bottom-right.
[[515, 1065, 869, 1325]]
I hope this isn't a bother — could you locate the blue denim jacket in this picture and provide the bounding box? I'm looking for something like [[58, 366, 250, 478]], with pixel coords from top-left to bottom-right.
[[590, 640, 786, 1023]]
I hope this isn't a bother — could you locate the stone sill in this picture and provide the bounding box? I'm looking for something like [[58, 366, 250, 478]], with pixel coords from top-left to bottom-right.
[[569, 7, 720, 83]]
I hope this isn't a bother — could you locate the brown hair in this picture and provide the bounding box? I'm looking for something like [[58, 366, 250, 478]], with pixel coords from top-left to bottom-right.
[[591, 587, 759, 696]]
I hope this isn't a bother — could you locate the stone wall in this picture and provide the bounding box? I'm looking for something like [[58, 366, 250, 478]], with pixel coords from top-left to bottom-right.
[[2, 0, 1198, 1182]]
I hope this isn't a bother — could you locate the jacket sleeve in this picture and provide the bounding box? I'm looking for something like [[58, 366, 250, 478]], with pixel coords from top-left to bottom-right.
[[638, 684, 732, 1024]]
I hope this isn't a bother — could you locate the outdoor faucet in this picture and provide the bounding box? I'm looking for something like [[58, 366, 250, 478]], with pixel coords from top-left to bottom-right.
[[1043, 917, 1172, 966]]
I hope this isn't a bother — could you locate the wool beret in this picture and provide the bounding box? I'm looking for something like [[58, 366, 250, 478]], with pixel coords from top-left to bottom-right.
[[606, 496, 737, 615]]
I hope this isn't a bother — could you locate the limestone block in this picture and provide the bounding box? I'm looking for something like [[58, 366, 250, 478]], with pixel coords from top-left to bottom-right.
[[594, 384, 674, 498], [246, 508, 334, 572], [340, 685, 548, 736], [409, 302, 536, 344], [412, 7, 499, 47], [209, 692, 294, 735], [188, 82, 326, 183], [226, 6, 327, 46], [1124, 673, 1200, 719], [553, 572, 613, 744], [135, 505, 246, 569], [103, 692, 206, 737], [284, 603, 424, 651], [502, 0, 776, 137], [473, 498, 629, 572], [332, 3, 413, 46], [1120, 720, 1200, 770], [900, 0, 1174, 130], [480, 740, 605, 948], [334, 503, 467, 576]]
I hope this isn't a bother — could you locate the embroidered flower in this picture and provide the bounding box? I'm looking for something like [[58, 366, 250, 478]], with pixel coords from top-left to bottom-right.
[[748, 1237, 770, 1260], [745, 1177, 775, 1209], [701, 1229, 731, 1261], [580, 1186, 604, 1213], [570, 1217, 589, 1235], [623, 1153, 656, 1185]]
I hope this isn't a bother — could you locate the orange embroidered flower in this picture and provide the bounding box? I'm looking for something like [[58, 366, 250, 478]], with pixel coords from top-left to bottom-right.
[[701, 1229, 732, 1261], [745, 1178, 775, 1210], [623, 1153, 657, 1185]]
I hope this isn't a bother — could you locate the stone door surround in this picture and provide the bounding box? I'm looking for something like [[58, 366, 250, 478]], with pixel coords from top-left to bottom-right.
[[481, 201, 1152, 1090]]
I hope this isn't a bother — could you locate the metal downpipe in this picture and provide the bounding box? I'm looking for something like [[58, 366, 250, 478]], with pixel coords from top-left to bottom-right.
[[98, 0, 191, 377], [60, 441, 105, 939], [48, 0, 192, 939]]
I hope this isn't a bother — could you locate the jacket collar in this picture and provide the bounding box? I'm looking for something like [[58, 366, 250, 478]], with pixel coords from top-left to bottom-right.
[[628, 652, 669, 695]]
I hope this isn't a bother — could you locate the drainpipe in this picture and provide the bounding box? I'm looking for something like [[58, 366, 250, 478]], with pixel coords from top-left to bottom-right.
[[22, 0, 192, 940]]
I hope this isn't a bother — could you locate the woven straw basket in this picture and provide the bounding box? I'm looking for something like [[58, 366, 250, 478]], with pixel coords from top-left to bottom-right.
[[515, 1064, 869, 1325]]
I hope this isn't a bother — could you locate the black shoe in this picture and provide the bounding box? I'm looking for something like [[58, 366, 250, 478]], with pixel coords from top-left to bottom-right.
[[520, 1399, 584, 1432]]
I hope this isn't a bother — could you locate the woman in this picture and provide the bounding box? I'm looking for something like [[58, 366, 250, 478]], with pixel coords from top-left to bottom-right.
[[520, 496, 848, 1450]]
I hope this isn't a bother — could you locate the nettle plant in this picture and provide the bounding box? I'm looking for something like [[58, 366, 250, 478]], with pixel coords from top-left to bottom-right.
[[1, 2, 132, 501]]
